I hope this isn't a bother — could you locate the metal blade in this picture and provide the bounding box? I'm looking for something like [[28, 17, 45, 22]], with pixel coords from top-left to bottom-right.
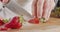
[[6, 0, 32, 18]]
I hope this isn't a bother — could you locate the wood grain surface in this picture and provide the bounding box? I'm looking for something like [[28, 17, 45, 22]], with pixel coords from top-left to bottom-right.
[[1, 18, 60, 32]]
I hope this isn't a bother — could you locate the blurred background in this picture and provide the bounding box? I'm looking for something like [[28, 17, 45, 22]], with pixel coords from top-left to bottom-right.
[[51, 0, 60, 18], [56, 0, 60, 7]]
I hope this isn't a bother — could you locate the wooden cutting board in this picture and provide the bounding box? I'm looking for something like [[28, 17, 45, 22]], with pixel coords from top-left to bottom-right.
[[1, 18, 60, 32], [21, 18, 60, 30]]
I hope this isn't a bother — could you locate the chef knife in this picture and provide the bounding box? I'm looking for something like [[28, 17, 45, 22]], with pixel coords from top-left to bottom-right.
[[6, 0, 32, 18]]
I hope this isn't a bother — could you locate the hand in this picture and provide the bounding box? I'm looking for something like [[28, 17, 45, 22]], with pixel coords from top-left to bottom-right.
[[32, 0, 55, 22]]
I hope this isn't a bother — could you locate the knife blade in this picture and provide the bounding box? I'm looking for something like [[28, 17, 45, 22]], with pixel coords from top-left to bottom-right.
[[6, 0, 32, 18]]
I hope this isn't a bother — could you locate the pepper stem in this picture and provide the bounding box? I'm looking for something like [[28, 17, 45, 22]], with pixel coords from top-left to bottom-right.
[[3, 18, 9, 23], [20, 15, 24, 24], [40, 18, 46, 23]]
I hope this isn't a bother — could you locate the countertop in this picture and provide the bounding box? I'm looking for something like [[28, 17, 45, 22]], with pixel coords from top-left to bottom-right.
[[1, 18, 60, 32]]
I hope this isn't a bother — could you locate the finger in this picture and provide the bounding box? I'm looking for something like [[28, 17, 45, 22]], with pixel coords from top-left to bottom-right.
[[37, 0, 44, 18], [32, 0, 38, 18]]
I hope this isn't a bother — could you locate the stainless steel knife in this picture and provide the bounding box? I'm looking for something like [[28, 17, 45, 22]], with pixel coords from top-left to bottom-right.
[[6, 0, 32, 18]]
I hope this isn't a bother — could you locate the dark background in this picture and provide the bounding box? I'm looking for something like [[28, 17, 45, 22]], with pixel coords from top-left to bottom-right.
[[51, 0, 60, 18], [56, 0, 60, 7]]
